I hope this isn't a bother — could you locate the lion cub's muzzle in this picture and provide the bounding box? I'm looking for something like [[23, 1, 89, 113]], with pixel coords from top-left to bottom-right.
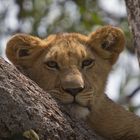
[[61, 71, 85, 97]]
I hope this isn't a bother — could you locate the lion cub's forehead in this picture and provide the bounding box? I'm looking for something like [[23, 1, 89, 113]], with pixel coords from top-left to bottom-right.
[[44, 39, 90, 62]]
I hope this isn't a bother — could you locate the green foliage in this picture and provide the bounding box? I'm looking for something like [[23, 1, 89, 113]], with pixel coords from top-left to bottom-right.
[[0, 0, 127, 36]]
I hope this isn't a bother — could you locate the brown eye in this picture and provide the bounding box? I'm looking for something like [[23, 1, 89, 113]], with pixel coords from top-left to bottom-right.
[[82, 59, 94, 69], [44, 61, 59, 70]]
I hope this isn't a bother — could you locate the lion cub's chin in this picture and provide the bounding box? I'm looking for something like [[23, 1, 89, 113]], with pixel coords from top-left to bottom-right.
[[67, 104, 90, 119]]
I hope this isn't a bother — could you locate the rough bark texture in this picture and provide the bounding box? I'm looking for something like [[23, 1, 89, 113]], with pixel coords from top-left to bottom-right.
[[125, 0, 140, 66], [0, 57, 105, 140]]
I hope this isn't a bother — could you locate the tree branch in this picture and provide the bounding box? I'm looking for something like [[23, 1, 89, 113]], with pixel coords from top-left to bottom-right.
[[0, 57, 105, 140], [125, 0, 140, 66]]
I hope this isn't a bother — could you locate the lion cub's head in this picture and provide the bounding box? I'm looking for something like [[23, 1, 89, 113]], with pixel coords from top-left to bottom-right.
[[6, 26, 125, 118]]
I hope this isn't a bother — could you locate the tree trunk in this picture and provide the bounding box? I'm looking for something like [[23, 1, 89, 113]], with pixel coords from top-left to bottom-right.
[[125, 0, 140, 66], [0, 57, 105, 140]]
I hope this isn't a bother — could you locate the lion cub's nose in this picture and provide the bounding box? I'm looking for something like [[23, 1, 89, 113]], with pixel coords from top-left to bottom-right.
[[64, 87, 84, 96]]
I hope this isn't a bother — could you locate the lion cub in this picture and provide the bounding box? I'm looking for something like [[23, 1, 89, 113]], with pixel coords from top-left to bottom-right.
[[6, 26, 140, 140]]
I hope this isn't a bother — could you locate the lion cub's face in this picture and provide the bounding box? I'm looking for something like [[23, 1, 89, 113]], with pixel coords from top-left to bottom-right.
[[6, 26, 125, 118], [40, 39, 98, 106]]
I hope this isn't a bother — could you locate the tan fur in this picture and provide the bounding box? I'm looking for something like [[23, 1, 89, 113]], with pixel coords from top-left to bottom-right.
[[6, 26, 140, 140]]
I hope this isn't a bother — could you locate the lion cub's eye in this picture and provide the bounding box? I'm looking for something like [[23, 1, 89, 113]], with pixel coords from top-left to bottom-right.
[[82, 59, 95, 69], [44, 61, 59, 70]]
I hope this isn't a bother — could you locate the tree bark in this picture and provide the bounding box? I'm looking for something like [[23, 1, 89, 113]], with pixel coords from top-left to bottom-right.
[[125, 0, 140, 66], [0, 57, 105, 140]]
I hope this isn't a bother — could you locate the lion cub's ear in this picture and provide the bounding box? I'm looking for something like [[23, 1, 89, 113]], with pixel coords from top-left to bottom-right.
[[6, 34, 44, 67], [88, 26, 125, 64]]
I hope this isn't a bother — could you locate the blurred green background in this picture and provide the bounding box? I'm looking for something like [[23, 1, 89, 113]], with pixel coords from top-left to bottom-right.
[[0, 0, 140, 113]]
